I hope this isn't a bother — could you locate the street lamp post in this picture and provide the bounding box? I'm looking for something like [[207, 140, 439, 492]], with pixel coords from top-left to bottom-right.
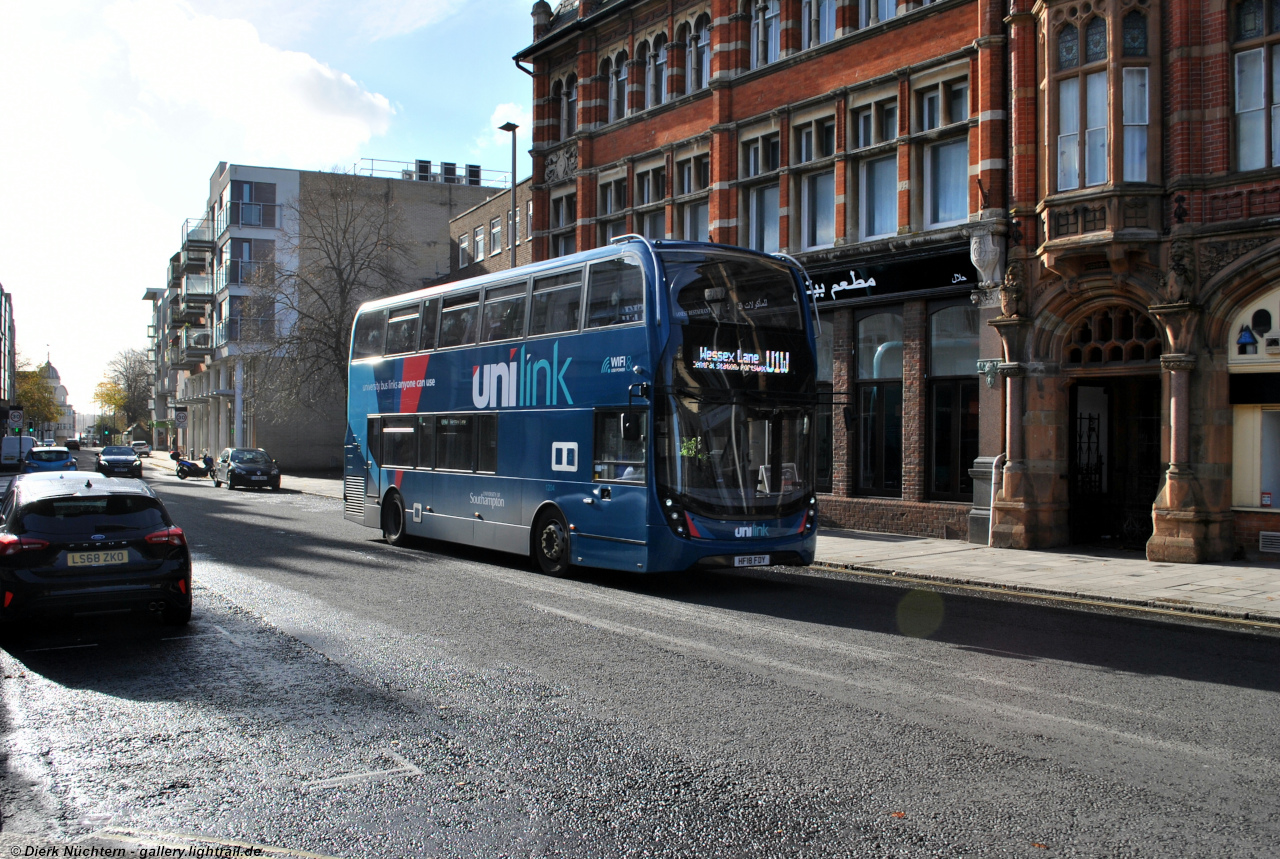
[[499, 121, 519, 269]]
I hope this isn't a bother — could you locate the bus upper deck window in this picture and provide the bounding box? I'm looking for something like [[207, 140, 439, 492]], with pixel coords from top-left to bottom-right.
[[481, 283, 528, 343], [352, 309, 387, 359], [384, 303, 421, 355], [438, 291, 480, 348], [529, 270, 582, 336], [420, 298, 440, 351], [585, 258, 644, 329]]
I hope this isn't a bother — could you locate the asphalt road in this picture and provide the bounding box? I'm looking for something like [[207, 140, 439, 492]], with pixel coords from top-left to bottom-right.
[[1, 456, 1279, 857]]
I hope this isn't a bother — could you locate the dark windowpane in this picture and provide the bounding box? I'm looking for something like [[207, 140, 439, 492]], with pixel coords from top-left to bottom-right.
[[1058, 24, 1079, 70], [1239, 0, 1264, 39], [1085, 17, 1107, 63], [420, 299, 439, 351], [481, 283, 527, 342], [1273, 0, 1280, 33], [1122, 11, 1147, 56], [857, 382, 902, 495], [438, 291, 479, 348], [585, 258, 645, 328], [931, 384, 955, 495], [436, 415, 474, 470], [384, 304, 421, 355], [417, 415, 435, 469], [383, 417, 416, 468], [352, 309, 386, 359], [476, 414, 498, 473]]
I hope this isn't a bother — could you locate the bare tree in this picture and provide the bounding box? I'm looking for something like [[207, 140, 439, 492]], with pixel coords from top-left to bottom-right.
[[98, 348, 152, 426], [245, 170, 414, 415]]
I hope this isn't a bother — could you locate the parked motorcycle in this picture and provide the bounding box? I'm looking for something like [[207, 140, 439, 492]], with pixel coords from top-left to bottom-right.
[[175, 454, 215, 480]]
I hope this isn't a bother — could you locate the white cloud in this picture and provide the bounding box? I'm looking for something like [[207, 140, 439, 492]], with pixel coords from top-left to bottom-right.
[[475, 102, 533, 151], [353, 0, 469, 41], [0, 1, 399, 406]]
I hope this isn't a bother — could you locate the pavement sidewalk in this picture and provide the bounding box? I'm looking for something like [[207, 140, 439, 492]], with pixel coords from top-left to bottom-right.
[[142, 456, 1280, 632]]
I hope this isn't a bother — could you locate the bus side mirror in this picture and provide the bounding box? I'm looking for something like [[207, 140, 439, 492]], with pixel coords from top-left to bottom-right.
[[621, 412, 642, 441]]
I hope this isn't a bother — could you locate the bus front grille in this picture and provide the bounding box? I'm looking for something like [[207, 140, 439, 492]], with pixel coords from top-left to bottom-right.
[[344, 475, 366, 517]]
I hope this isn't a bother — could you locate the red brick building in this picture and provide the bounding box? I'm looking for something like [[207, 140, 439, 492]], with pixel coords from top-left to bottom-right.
[[518, 0, 1280, 562]]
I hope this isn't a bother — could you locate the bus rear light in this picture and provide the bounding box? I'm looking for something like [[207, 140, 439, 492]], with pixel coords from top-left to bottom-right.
[[3, 591, 11, 608]]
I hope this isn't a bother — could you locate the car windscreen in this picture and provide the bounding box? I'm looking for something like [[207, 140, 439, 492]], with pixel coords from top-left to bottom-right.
[[102, 447, 135, 457], [230, 450, 272, 465], [28, 450, 70, 462], [17, 495, 168, 536]]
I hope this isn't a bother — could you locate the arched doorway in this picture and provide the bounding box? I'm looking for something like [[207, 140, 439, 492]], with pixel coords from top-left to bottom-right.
[[1061, 305, 1164, 547]]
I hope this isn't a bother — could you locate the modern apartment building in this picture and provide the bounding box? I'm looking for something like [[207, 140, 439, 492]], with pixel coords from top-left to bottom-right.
[[144, 161, 502, 469], [518, 0, 1280, 562]]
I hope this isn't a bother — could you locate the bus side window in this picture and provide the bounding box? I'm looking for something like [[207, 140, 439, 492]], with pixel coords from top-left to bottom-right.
[[593, 409, 646, 481], [529, 270, 582, 336], [366, 417, 382, 465], [384, 303, 421, 355], [420, 299, 440, 351], [477, 414, 498, 472], [438, 291, 480, 348], [585, 258, 644, 329], [382, 416, 417, 467], [417, 415, 435, 469], [481, 283, 528, 343], [352, 309, 387, 359]]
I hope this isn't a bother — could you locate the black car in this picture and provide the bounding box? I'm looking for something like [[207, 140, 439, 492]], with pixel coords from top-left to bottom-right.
[[97, 445, 143, 478], [65, 439, 80, 451], [213, 448, 281, 490], [0, 473, 191, 626]]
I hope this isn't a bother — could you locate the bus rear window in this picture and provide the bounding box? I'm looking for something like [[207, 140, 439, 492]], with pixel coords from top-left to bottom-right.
[[352, 309, 387, 359]]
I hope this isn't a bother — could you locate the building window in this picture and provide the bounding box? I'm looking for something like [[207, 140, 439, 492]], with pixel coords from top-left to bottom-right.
[[611, 51, 629, 121], [563, 75, 578, 137], [1123, 67, 1149, 181], [1056, 20, 1108, 191], [458, 233, 469, 269], [473, 226, 485, 262], [743, 133, 781, 177], [491, 217, 502, 255], [854, 308, 904, 496], [528, 200, 534, 240], [928, 303, 980, 501], [1233, 2, 1280, 171], [551, 194, 576, 258], [679, 200, 708, 241], [636, 167, 665, 205], [802, 0, 836, 48], [800, 171, 835, 249], [599, 177, 627, 243], [688, 16, 711, 91], [651, 35, 668, 106], [751, 0, 781, 69], [794, 117, 836, 165], [747, 183, 780, 252], [927, 139, 969, 226], [1123, 10, 1148, 56], [862, 0, 896, 28]]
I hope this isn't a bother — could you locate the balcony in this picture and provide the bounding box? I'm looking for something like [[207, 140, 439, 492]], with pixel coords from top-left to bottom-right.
[[178, 274, 214, 319], [214, 316, 274, 346], [182, 217, 215, 249], [216, 202, 279, 236], [214, 259, 266, 293], [1036, 188, 1163, 276], [181, 327, 213, 356]]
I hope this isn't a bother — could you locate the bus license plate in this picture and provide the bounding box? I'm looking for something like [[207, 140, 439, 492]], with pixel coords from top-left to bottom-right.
[[733, 554, 770, 567], [67, 550, 128, 567]]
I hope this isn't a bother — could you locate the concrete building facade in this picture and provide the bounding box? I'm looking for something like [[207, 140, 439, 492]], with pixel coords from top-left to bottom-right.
[[145, 161, 501, 469]]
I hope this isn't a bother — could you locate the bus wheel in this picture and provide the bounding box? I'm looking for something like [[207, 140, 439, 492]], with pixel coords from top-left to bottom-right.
[[533, 510, 570, 577], [382, 493, 409, 546]]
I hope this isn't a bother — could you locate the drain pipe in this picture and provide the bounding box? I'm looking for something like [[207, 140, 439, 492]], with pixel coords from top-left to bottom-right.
[[988, 452, 1007, 547]]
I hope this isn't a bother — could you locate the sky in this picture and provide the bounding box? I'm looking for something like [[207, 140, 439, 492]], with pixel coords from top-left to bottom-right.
[[0, 0, 537, 414]]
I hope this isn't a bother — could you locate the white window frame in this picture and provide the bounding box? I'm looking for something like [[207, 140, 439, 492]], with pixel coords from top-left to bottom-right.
[[925, 137, 970, 227], [1122, 67, 1149, 182], [491, 217, 502, 254], [474, 226, 485, 262], [861, 154, 898, 240], [458, 233, 469, 269], [800, 169, 836, 250], [747, 182, 780, 253]]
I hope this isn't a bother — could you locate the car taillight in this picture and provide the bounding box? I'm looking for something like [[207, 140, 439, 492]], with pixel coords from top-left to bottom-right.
[[145, 526, 186, 546], [0, 533, 50, 556]]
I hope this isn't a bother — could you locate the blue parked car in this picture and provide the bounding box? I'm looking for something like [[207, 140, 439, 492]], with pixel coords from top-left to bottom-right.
[[23, 447, 77, 474]]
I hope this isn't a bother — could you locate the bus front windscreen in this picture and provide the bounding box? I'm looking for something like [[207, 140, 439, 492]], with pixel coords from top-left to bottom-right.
[[657, 249, 815, 517]]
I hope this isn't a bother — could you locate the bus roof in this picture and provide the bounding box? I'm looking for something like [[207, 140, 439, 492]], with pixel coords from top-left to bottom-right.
[[355, 237, 797, 315]]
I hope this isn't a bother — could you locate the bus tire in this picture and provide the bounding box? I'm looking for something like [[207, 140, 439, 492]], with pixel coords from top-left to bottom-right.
[[533, 509, 570, 577], [382, 492, 409, 546]]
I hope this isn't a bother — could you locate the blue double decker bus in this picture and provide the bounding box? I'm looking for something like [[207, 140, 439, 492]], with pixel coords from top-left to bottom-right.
[[344, 237, 819, 575]]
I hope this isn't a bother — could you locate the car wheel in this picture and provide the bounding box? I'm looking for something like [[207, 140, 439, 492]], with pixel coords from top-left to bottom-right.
[[382, 492, 409, 546], [533, 508, 571, 577]]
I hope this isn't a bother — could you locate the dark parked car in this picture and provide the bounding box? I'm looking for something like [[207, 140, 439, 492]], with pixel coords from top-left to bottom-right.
[[213, 448, 280, 490], [0, 473, 191, 626], [97, 445, 143, 479]]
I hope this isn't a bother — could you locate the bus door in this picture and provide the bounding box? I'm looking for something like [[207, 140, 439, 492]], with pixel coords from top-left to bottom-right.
[[363, 417, 382, 525], [576, 408, 649, 570]]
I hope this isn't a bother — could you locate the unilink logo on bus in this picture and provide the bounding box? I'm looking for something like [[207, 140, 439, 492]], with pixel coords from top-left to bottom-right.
[[473, 342, 574, 409]]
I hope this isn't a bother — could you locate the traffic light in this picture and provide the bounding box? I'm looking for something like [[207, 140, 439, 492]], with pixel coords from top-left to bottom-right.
[[27, 422, 33, 433]]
